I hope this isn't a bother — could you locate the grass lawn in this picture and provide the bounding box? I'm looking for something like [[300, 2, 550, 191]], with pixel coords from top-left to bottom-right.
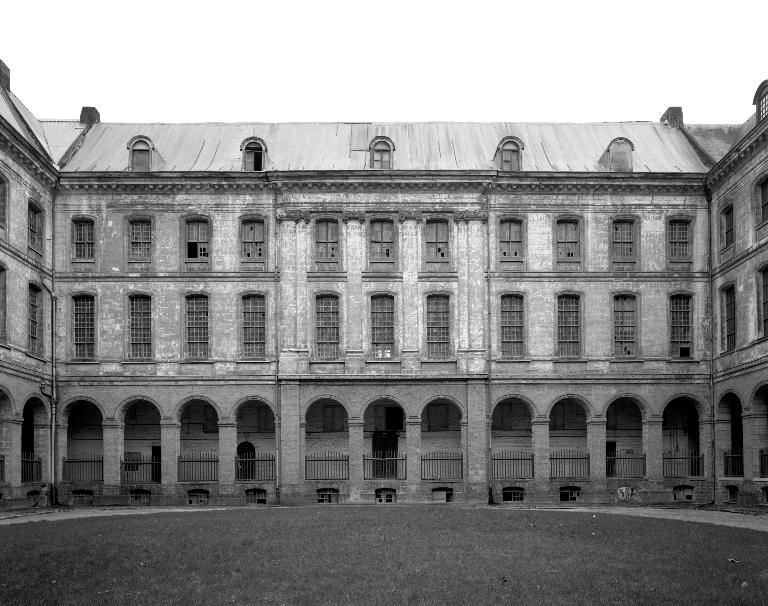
[[1, 505, 767, 605]]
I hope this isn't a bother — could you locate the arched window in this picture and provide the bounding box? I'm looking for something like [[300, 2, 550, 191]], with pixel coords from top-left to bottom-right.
[[496, 139, 521, 171], [606, 138, 634, 172], [370, 139, 393, 170], [754, 80, 768, 122], [129, 138, 152, 172], [243, 140, 265, 171]]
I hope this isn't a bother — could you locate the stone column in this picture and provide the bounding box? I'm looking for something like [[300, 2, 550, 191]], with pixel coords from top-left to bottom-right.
[[34, 421, 50, 484], [456, 219, 470, 357], [279, 381, 302, 495], [277, 215, 297, 353], [102, 421, 123, 494], [699, 414, 714, 481], [343, 214, 365, 373], [160, 421, 180, 494], [466, 379, 488, 500], [0, 418, 22, 486], [643, 417, 663, 482], [399, 212, 421, 373], [714, 413, 729, 479], [218, 422, 237, 491], [406, 418, 422, 490], [741, 412, 754, 482], [55, 421, 67, 484], [587, 417, 607, 489], [532, 418, 550, 489], [295, 218, 310, 370], [348, 419, 364, 501]]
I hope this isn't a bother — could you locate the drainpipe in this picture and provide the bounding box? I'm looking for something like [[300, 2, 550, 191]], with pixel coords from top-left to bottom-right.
[[38, 275, 57, 506], [271, 180, 281, 505], [483, 185, 493, 503], [705, 180, 717, 503]]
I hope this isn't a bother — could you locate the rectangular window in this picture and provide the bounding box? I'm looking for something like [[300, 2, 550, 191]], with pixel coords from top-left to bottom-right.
[[723, 286, 736, 352], [500, 295, 524, 358], [0, 269, 5, 342], [669, 220, 691, 260], [556, 220, 580, 267], [371, 295, 395, 358], [128, 295, 152, 360], [763, 269, 768, 335], [315, 220, 339, 269], [0, 178, 7, 229], [369, 220, 395, 269], [323, 404, 346, 432], [425, 220, 450, 271], [241, 219, 265, 261], [28, 203, 43, 254], [242, 294, 266, 359], [721, 206, 733, 249], [185, 220, 210, 260], [426, 295, 450, 358], [614, 295, 636, 357], [612, 220, 636, 270], [761, 181, 768, 224], [557, 295, 580, 357], [499, 220, 523, 268], [316, 295, 339, 359], [73, 220, 94, 260], [73, 295, 95, 360], [670, 294, 692, 358], [129, 220, 152, 261], [185, 295, 209, 359], [28, 284, 42, 354]]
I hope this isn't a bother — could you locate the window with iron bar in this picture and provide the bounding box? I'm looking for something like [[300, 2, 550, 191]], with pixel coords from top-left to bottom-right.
[[613, 294, 636, 357], [760, 94, 768, 122], [28, 284, 42, 354], [316, 295, 339, 359], [370, 295, 395, 358], [556, 220, 580, 265], [499, 219, 523, 267], [721, 206, 733, 249], [612, 220, 636, 270], [669, 220, 691, 260], [369, 220, 395, 267], [128, 295, 152, 360], [723, 286, 736, 352], [500, 295, 524, 358], [73, 295, 95, 359], [185, 219, 210, 260], [763, 269, 768, 335], [670, 294, 692, 358], [28, 203, 43, 254], [0, 175, 6, 229], [129, 220, 152, 261], [241, 219, 265, 261], [315, 220, 339, 268], [426, 294, 450, 358], [557, 295, 580, 357], [761, 181, 768, 224], [0, 268, 5, 342], [425, 220, 450, 271], [73, 219, 94, 260], [185, 295, 209, 359], [242, 294, 266, 359]]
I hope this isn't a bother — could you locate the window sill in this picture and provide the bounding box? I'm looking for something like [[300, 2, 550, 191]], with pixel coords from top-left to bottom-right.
[[69, 359, 98, 364], [310, 358, 344, 364], [362, 271, 402, 281], [71, 259, 95, 264], [498, 264, 525, 272], [496, 358, 531, 363], [123, 359, 155, 364], [418, 271, 458, 280], [668, 358, 696, 363], [421, 358, 457, 363], [366, 357, 400, 363], [180, 359, 212, 364], [307, 271, 346, 281], [609, 358, 643, 363]]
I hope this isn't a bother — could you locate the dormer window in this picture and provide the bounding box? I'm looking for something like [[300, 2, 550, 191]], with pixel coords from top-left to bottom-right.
[[605, 138, 634, 172], [370, 138, 393, 170], [754, 80, 768, 122], [495, 138, 523, 171], [242, 139, 266, 171], [129, 138, 152, 172]]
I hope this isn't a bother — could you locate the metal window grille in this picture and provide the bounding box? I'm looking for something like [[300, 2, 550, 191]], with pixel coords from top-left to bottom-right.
[[722, 207, 733, 248], [612, 220, 635, 268], [425, 220, 450, 270], [129, 295, 152, 359], [241, 220, 265, 260], [557, 295, 580, 357], [499, 220, 522, 264], [669, 220, 690, 259], [28, 204, 42, 252], [372, 142, 391, 169], [185, 295, 209, 359], [244, 143, 264, 171], [315, 220, 339, 266], [761, 94, 768, 122], [499, 143, 520, 171], [185, 220, 209, 260], [670, 294, 692, 358], [369, 220, 394, 264], [129, 221, 152, 261], [73, 220, 94, 259], [316, 488, 339, 503], [556, 220, 579, 261], [371, 295, 394, 358], [761, 181, 768, 223], [28, 285, 42, 354], [763, 269, 768, 335], [724, 287, 736, 351], [0, 178, 6, 228], [316, 295, 339, 358], [426, 295, 450, 357], [73, 295, 95, 359], [500, 295, 524, 358], [614, 295, 636, 357], [242, 294, 266, 358]]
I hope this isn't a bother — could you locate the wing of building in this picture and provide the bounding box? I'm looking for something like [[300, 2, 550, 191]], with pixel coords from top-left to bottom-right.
[[1, 58, 766, 507]]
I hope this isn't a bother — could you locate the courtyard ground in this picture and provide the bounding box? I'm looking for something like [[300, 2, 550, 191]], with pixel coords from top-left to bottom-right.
[[0, 505, 766, 605]]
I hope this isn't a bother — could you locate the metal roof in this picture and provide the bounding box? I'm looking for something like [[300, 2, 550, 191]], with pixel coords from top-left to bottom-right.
[[57, 121, 716, 173], [6, 90, 51, 159], [40, 120, 87, 164]]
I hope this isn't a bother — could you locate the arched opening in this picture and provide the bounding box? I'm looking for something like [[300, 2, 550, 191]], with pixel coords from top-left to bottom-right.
[[753, 385, 768, 478], [187, 488, 209, 505], [243, 141, 265, 172], [549, 398, 589, 479], [663, 397, 702, 478], [178, 400, 219, 482], [364, 400, 405, 480], [491, 398, 533, 481], [421, 400, 462, 481], [64, 401, 103, 482], [605, 398, 644, 478], [305, 399, 349, 480], [21, 398, 47, 484], [0, 388, 12, 483], [236, 401, 276, 482], [717, 393, 744, 477], [122, 400, 161, 484]]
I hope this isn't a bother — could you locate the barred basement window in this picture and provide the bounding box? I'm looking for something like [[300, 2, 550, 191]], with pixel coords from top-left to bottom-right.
[[668, 219, 691, 261], [670, 294, 692, 358], [612, 220, 637, 270], [315, 295, 339, 359], [317, 488, 338, 503], [128, 295, 152, 360], [613, 295, 637, 357], [376, 488, 397, 503], [560, 486, 581, 502], [28, 284, 43, 354], [425, 219, 450, 271], [242, 294, 266, 359], [723, 286, 736, 352], [371, 295, 395, 358], [185, 219, 210, 262], [129, 220, 152, 261], [369, 219, 395, 270], [500, 295, 524, 358], [243, 141, 265, 172], [187, 489, 209, 505], [555, 219, 580, 268], [502, 487, 525, 502], [72, 219, 94, 260], [371, 140, 392, 170], [72, 489, 94, 506], [73, 295, 95, 360], [185, 295, 209, 359], [28, 202, 43, 254], [315, 220, 339, 270], [557, 295, 580, 357], [0, 174, 6, 229], [426, 294, 450, 358], [129, 489, 151, 505], [499, 219, 523, 268], [245, 488, 267, 504], [241, 219, 265, 261], [720, 205, 733, 249]]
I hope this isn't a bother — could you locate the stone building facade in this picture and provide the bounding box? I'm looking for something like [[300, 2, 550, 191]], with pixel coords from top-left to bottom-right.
[[0, 58, 766, 506]]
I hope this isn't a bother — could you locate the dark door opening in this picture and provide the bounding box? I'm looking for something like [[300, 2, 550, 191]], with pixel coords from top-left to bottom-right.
[[151, 446, 161, 483], [372, 432, 398, 478]]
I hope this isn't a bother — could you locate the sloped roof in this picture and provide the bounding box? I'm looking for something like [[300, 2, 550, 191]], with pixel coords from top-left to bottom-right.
[[40, 120, 87, 164], [60, 121, 714, 173], [684, 115, 756, 164]]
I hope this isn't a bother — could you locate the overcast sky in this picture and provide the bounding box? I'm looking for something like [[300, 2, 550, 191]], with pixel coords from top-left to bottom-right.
[[2, 0, 766, 125]]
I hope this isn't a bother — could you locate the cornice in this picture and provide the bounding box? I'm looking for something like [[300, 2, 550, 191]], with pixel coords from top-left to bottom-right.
[[706, 122, 768, 188], [0, 122, 58, 189]]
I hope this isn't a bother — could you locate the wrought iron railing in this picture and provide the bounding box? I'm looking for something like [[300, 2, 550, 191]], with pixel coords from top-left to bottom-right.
[[492, 450, 534, 479], [305, 451, 349, 480], [236, 452, 276, 481], [122, 455, 161, 484], [421, 450, 462, 480], [364, 451, 406, 480], [21, 452, 41, 483], [178, 452, 219, 482], [723, 449, 744, 477], [63, 452, 103, 482], [606, 453, 646, 478], [550, 450, 590, 478], [663, 451, 703, 478]]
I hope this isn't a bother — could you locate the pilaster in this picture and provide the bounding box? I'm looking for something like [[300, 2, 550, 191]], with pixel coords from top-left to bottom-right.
[[218, 422, 238, 489], [160, 421, 179, 492]]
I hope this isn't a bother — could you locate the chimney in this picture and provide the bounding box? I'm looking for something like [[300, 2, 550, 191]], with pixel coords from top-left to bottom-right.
[[0, 60, 10, 91], [79, 106, 100, 125], [660, 106, 683, 128]]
